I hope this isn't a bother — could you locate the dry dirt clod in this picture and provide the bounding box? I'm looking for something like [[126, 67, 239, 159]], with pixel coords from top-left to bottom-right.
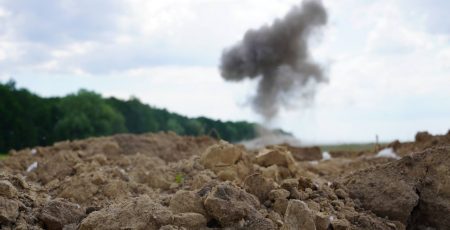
[[0, 180, 18, 199], [79, 196, 173, 230], [334, 188, 348, 199], [173, 212, 207, 229], [243, 215, 277, 230], [268, 189, 290, 200], [255, 146, 296, 169], [203, 182, 260, 226], [281, 199, 316, 230], [243, 174, 276, 202], [200, 140, 242, 171], [314, 212, 331, 230], [0, 197, 20, 224], [344, 146, 450, 229], [281, 145, 323, 162], [169, 190, 207, 216], [331, 219, 350, 230], [39, 198, 85, 230], [268, 188, 291, 216]]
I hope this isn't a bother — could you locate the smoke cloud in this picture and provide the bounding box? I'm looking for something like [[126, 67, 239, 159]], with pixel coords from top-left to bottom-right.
[[220, 0, 328, 120]]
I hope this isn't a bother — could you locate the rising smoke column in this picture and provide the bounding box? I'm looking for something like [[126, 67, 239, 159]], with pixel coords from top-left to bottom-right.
[[220, 0, 328, 120]]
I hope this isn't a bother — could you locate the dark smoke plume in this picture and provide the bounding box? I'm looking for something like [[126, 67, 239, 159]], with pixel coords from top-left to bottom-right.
[[220, 0, 328, 120]]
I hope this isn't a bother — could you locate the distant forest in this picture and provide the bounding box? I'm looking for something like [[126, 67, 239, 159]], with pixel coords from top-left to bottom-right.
[[0, 81, 258, 153]]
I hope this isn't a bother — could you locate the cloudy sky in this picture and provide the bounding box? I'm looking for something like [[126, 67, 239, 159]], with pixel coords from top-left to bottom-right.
[[0, 0, 449, 143]]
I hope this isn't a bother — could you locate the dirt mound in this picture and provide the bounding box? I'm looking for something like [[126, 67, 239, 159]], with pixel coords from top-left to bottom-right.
[[0, 130, 449, 229], [388, 130, 450, 157], [343, 146, 450, 229]]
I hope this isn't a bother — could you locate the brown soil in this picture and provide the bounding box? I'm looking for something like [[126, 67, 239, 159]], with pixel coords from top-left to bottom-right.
[[0, 130, 449, 229]]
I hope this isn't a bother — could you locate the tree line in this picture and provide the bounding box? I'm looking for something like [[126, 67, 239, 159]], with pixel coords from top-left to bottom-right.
[[0, 81, 258, 153]]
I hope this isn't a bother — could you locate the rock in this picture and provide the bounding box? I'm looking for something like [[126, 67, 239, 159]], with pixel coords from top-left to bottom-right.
[[87, 154, 108, 165], [62, 223, 78, 230], [282, 200, 316, 230], [204, 182, 260, 226], [39, 199, 85, 230], [0, 197, 19, 224], [281, 178, 299, 190], [244, 216, 277, 230], [256, 147, 296, 168], [260, 165, 282, 181], [305, 200, 320, 212], [273, 198, 289, 216], [169, 190, 206, 216], [34, 151, 81, 184], [344, 146, 450, 229], [281, 145, 322, 161], [281, 179, 302, 199], [297, 176, 316, 190], [387, 140, 401, 152], [58, 175, 99, 204], [415, 131, 433, 142], [268, 189, 290, 200], [267, 211, 284, 227], [331, 219, 350, 230], [243, 174, 276, 202], [334, 188, 348, 199], [217, 166, 238, 181], [0, 180, 18, 198], [173, 212, 207, 229], [268, 189, 290, 215], [80, 196, 173, 230], [314, 212, 331, 230], [191, 171, 215, 189], [346, 167, 419, 223], [200, 141, 242, 171], [159, 225, 183, 230]]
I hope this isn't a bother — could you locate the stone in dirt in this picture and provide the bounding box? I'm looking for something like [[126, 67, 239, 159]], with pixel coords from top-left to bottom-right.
[[79, 195, 173, 230], [256, 146, 296, 168], [415, 131, 433, 142], [331, 219, 350, 230], [172, 212, 207, 229], [0, 180, 18, 198], [344, 146, 450, 229], [314, 212, 331, 230], [243, 215, 277, 230], [32, 151, 81, 185], [281, 145, 323, 161], [200, 141, 243, 171], [281, 199, 315, 230], [169, 190, 207, 216], [243, 174, 276, 202], [39, 198, 85, 230], [0, 197, 19, 224], [204, 182, 274, 228]]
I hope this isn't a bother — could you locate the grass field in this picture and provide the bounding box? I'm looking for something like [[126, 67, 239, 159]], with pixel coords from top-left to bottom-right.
[[0, 154, 8, 160], [319, 143, 386, 152]]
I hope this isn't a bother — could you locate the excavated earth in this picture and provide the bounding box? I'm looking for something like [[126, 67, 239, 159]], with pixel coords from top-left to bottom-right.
[[0, 131, 449, 230]]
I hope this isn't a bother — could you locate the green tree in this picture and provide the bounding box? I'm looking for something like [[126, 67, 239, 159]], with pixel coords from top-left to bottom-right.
[[167, 118, 185, 134], [0, 82, 264, 152], [54, 90, 126, 140], [107, 97, 159, 133]]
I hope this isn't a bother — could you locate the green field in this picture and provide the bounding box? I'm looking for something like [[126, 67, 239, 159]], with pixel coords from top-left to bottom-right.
[[319, 143, 386, 152], [0, 154, 8, 160]]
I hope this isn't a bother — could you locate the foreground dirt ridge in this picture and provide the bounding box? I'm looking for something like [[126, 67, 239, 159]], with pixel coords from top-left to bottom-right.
[[0, 131, 449, 229]]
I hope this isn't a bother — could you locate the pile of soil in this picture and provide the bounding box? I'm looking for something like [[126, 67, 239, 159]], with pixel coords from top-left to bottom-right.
[[0, 130, 449, 229]]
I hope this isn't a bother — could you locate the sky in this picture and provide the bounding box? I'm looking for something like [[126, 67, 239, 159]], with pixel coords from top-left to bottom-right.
[[0, 0, 449, 143]]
